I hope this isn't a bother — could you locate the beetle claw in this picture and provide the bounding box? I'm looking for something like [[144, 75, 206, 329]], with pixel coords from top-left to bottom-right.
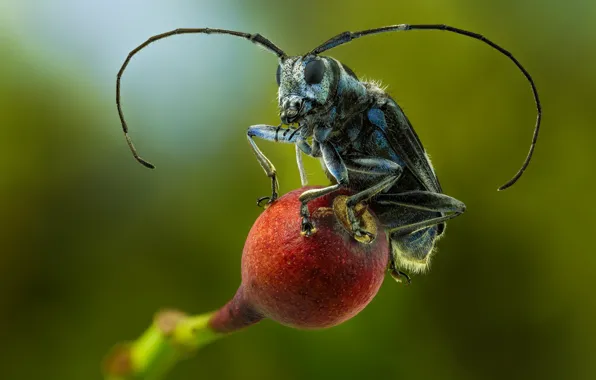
[[353, 227, 375, 242], [257, 195, 277, 208], [300, 217, 317, 236], [389, 266, 412, 285]]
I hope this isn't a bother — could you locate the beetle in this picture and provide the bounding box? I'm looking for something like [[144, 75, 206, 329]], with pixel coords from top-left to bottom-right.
[[116, 25, 541, 280]]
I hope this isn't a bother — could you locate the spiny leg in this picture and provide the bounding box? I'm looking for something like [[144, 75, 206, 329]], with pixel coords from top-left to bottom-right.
[[247, 124, 302, 207], [344, 157, 403, 239], [299, 184, 343, 236], [294, 135, 322, 187], [295, 144, 308, 186], [375, 191, 466, 236], [298, 141, 347, 236]]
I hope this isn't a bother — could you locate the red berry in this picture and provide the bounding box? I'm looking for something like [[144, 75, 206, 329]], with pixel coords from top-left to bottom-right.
[[105, 188, 391, 379], [240, 187, 389, 329]]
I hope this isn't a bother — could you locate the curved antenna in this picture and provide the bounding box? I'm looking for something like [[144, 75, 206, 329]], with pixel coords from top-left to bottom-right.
[[117, 28, 287, 168], [308, 24, 541, 191]]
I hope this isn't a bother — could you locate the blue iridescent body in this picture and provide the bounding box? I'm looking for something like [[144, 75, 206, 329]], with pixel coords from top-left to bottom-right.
[[248, 56, 466, 275]]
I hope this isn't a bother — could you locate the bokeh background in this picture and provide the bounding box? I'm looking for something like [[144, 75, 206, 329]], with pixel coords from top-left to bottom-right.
[[1, 1, 595, 379]]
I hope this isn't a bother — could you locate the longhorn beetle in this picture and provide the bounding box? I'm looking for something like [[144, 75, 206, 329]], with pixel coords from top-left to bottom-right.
[[116, 25, 541, 280]]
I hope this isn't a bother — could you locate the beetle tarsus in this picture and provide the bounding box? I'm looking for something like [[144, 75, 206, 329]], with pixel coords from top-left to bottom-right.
[[257, 195, 277, 208], [300, 217, 317, 236], [354, 227, 375, 240], [256, 196, 270, 207], [389, 265, 412, 285], [346, 206, 374, 242]]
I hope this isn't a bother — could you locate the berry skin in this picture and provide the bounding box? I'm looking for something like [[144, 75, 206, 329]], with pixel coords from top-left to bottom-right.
[[240, 187, 389, 329]]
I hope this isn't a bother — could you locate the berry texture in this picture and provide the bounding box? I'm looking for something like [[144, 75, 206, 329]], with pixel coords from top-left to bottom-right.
[[241, 187, 389, 329]]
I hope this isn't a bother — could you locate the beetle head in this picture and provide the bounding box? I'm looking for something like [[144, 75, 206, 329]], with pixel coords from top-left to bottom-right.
[[277, 56, 333, 124]]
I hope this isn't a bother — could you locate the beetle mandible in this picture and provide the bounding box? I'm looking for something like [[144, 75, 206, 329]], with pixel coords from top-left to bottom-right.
[[116, 25, 541, 281]]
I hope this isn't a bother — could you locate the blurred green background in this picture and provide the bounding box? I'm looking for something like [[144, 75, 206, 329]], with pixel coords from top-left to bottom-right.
[[1, 1, 595, 379]]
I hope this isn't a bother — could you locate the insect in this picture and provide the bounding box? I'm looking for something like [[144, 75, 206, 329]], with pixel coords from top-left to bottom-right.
[[116, 25, 541, 281]]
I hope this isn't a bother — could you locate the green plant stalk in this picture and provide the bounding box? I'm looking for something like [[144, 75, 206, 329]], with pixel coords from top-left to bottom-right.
[[103, 287, 262, 380], [103, 311, 219, 380]]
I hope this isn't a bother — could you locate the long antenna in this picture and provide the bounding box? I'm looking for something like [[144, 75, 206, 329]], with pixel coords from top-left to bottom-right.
[[117, 28, 287, 168], [309, 24, 541, 190]]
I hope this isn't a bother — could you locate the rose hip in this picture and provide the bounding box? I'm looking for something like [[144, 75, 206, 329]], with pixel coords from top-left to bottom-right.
[[209, 187, 389, 331]]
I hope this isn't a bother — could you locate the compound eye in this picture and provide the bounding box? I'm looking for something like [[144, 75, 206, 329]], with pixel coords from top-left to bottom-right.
[[276, 65, 282, 86], [304, 59, 325, 85]]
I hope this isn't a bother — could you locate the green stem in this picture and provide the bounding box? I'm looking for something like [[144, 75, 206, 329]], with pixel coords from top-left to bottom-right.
[[103, 286, 262, 380]]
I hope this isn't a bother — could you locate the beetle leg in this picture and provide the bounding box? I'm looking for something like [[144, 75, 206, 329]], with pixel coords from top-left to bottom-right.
[[343, 157, 403, 239], [296, 136, 316, 156], [311, 140, 322, 157], [375, 191, 466, 235], [389, 260, 411, 284], [373, 191, 465, 274], [295, 136, 317, 187], [295, 145, 308, 187], [247, 124, 302, 207], [298, 141, 347, 236]]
